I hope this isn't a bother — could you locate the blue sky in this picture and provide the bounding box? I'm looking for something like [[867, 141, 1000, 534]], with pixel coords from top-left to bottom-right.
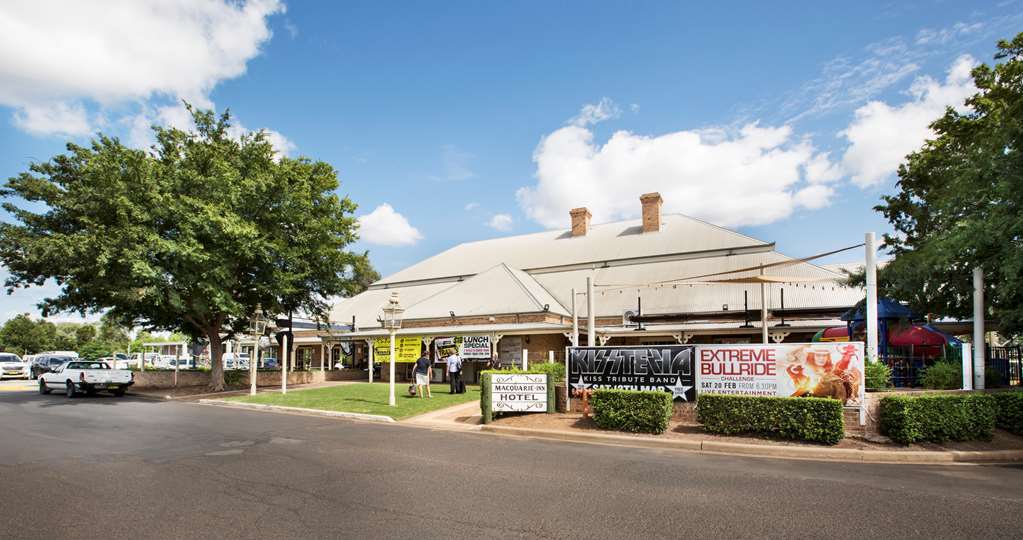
[[1, 0, 1021, 320]]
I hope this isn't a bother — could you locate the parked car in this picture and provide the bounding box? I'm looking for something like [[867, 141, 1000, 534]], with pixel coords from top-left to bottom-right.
[[261, 356, 278, 369], [38, 360, 134, 397], [31, 354, 77, 378], [223, 353, 250, 370], [0, 353, 31, 380]]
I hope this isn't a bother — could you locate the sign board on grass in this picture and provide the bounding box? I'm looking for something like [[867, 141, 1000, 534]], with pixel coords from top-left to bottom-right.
[[491, 374, 548, 412]]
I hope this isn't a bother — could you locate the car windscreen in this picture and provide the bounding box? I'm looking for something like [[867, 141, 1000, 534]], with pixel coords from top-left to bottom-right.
[[0, 354, 21, 362], [49, 358, 68, 366]]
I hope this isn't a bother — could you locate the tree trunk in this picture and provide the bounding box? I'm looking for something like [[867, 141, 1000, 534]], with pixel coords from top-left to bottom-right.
[[208, 329, 225, 392]]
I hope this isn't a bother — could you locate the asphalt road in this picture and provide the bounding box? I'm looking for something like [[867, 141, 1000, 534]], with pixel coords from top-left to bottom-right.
[[2, 387, 1022, 539]]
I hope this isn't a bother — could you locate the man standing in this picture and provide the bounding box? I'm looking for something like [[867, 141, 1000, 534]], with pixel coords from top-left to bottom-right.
[[414, 353, 432, 399], [446, 351, 463, 394]]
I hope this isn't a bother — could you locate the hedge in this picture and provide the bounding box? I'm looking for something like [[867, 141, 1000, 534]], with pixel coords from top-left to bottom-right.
[[993, 391, 1023, 435], [591, 389, 673, 434], [879, 393, 996, 444], [697, 394, 845, 445]]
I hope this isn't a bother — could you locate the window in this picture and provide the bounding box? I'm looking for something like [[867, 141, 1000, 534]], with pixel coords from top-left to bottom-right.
[[0, 354, 21, 362]]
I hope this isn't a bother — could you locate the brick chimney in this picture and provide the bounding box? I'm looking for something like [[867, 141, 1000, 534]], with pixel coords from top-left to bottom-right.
[[569, 207, 591, 237], [640, 192, 663, 233]]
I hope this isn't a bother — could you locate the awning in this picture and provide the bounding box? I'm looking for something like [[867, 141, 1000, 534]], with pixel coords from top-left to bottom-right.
[[323, 322, 570, 341]]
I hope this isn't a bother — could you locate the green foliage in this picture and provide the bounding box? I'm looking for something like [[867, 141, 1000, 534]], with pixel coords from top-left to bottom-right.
[[871, 33, 1023, 338], [0, 314, 53, 355], [985, 366, 1006, 388], [481, 363, 565, 382], [697, 394, 845, 445], [78, 341, 112, 361], [590, 389, 673, 434], [865, 361, 893, 390], [879, 393, 996, 444], [0, 105, 375, 390], [223, 370, 246, 387], [919, 361, 962, 389], [993, 391, 1023, 435], [74, 325, 97, 348]]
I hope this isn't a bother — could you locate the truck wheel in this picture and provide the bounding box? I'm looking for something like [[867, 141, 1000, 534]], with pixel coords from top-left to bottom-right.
[[66, 381, 76, 398], [39, 379, 51, 395]]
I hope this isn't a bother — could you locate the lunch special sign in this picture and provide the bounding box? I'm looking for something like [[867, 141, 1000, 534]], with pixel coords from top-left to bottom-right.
[[698, 343, 865, 406]]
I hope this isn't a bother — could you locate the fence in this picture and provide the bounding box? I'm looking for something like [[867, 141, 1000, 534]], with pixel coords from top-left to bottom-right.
[[881, 345, 963, 388], [987, 345, 1023, 387]]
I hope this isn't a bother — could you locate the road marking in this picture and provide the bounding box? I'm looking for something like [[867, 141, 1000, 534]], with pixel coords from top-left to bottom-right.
[[205, 449, 245, 456]]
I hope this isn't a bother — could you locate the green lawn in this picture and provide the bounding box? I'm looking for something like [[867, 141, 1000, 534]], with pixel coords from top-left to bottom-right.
[[227, 382, 480, 420]]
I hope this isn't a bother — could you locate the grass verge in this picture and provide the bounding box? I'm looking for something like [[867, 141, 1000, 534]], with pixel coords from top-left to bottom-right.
[[227, 382, 479, 420]]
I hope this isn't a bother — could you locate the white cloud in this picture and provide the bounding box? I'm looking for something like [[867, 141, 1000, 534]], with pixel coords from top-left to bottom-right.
[[570, 98, 621, 127], [0, 0, 284, 136], [840, 55, 977, 187], [488, 213, 513, 232], [464, 202, 480, 211], [357, 204, 423, 246], [12, 101, 92, 136], [915, 22, 983, 45], [517, 115, 838, 229], [438, 144, 474, 181]]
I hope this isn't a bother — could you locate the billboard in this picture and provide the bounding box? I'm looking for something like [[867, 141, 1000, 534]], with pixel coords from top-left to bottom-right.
[[568, 345, 696, 401], [698, 343, 864, 406], [435, 335, 492, 360], [372, 336, 423, 363]]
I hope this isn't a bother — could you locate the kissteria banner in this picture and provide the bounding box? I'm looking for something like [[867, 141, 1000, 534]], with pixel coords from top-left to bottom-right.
[[373, 336, 423, 363], [698, 343, 865, 406], [568, 345, 696, 401], [435, 336, 492, 359]]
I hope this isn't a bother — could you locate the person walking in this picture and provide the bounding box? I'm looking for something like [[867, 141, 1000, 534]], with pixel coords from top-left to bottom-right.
[[414, 353, 432, 399], [446, 351, 463, 394]]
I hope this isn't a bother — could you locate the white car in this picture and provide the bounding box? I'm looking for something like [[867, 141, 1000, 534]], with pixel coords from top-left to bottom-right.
[[0, 353, 31, 380], [38, 360, 134, 397], [223, 353, 250, 370]]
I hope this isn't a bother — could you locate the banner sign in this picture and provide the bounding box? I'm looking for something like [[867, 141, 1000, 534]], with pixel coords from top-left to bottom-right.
[[435, 335, 492, 360], [698, 343, 864, 406], [491, 374, 548, 412], [568, 345, 696, 401], [372, 336, 422, 363]]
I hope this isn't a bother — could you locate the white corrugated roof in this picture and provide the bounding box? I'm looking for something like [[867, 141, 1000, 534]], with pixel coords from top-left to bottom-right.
[[402, 263, 569, 319], [376, 214, 769, 285]]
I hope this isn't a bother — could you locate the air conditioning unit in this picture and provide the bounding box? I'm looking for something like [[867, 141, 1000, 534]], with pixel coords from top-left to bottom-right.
[[622, 309, 638, 327]]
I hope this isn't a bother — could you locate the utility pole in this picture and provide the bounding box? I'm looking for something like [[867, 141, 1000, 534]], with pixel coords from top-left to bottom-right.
[[586, 277, 596, 347], [973, 267, 985, 390], [865, 233, 879, 363]]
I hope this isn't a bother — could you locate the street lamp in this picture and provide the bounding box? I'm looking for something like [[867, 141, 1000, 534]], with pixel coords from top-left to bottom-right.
[[248, 305, 269, 396], [381, 292, 404, 407]]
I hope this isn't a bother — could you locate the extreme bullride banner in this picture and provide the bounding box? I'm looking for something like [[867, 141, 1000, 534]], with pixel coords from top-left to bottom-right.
[[568, 345, 696, 401], [698, 343, 864, 406]]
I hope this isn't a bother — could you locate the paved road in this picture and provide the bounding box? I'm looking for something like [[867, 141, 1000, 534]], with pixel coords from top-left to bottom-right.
[[2, 389, 1022, 539]]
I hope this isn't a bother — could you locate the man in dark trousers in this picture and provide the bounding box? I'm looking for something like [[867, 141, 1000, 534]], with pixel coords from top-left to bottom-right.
[[446, 351, 463, 394]]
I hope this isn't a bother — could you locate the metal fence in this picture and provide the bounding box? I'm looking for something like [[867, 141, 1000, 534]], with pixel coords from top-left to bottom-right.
[[987, 345, 1023, 387], [881, 345, 964, 388]]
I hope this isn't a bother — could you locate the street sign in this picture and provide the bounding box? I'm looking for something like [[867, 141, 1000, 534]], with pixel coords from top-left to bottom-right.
[[491, 374, 548, 412]]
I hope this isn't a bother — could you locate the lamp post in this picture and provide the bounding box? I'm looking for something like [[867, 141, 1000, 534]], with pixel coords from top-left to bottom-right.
[[381, 292, 404, 407], [248, 305, 269, 396]]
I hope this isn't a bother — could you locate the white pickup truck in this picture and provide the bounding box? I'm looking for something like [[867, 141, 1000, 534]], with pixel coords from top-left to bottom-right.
[[38, 360, 134, 398]]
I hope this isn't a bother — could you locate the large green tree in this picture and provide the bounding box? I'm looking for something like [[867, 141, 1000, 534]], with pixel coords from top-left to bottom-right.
[[874, 33, 1023, 337], [0, 106, 376, 390], [0, 314, 53, 355]]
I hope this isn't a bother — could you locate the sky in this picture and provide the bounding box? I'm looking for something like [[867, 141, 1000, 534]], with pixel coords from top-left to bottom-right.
[[1, 0, 1021, 322]]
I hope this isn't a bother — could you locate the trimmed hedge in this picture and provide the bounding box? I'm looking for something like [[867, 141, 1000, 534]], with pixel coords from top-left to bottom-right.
[[591, 389, 673, 434], [993, 391, 1023, 435], [879, 393, 996, 444], [697, 394, 845, 445]]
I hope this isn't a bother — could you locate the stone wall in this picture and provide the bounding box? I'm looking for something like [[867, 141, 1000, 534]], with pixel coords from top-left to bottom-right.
[[131, 369, 351, 389]]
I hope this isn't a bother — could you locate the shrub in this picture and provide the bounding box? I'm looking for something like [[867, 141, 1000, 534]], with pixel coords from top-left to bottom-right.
[[865, 361, 892, 391], [879, 393, 996, 444], [591, 389, 673, 434], [985, 366, 1006, 388], [993, 391, 1023, 435], [483, 363, 565, 382], [918, 361, 962, 389], [697, 394, 845, 445]]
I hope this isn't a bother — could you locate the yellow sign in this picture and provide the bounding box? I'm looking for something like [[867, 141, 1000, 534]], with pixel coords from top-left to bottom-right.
[[372, 336, 422, 363]]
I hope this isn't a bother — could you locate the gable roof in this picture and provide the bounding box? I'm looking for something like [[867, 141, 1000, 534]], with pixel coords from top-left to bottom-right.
[[375, 214, 771, 286], [402, 263, 570, 319]]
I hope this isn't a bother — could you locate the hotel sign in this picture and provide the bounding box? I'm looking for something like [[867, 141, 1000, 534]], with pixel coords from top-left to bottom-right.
[[568, 345, 696, 401], [491, 374, 548, 412]]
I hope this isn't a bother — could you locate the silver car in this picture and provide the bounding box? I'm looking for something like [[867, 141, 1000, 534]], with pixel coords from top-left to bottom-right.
[[0, 353, 31, 380]]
